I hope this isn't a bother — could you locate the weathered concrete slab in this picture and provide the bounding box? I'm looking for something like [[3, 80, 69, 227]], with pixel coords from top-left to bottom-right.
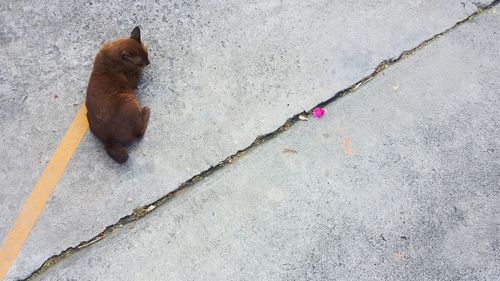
[[32, 8, 500, 281], [1, 0, 496, 279]]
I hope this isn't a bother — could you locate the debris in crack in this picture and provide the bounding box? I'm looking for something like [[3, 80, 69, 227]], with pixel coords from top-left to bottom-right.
[[298, 115, 308, 121], [76, 231, 107, 249]]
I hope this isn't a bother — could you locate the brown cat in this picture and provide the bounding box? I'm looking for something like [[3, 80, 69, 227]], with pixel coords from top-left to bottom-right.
[[86, 26, 150, 163]]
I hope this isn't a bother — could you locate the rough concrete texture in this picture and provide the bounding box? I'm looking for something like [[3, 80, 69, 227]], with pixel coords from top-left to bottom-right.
[[0, 0, 496, 279], [30, 9, 500, 281]]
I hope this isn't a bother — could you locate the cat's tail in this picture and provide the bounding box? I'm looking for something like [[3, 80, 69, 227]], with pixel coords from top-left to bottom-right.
[[105, 143, 129, 164]]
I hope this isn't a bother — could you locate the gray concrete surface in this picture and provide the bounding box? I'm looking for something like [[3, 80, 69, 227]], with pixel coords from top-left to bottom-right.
[[0, 0, 497, 279], [31, 9, 500, 281]]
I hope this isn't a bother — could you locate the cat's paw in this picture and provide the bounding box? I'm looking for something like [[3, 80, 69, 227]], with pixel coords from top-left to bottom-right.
[[142, 106, 150, 122]]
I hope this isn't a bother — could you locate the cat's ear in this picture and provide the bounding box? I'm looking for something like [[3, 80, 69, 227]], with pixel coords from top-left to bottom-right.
[[130, 26, 141, 42]]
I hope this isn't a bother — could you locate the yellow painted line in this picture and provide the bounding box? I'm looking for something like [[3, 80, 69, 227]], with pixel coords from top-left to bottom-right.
[[0, 104, 89, 280]]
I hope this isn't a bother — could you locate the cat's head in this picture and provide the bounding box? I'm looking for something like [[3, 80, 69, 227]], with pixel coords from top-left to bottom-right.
[[100, 26, 150, 71]]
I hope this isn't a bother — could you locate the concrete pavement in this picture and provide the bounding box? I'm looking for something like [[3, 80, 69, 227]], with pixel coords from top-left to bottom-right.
[[1, 0, 499, 280], [28, 7, 500, 281]]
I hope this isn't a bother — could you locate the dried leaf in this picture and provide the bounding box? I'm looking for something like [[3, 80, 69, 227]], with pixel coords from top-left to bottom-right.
[[392, 84, 400, 91], [283, 148, 298, 154]]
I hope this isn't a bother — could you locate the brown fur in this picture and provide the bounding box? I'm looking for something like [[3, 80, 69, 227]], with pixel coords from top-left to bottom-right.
[[86, 26, 150, 163]]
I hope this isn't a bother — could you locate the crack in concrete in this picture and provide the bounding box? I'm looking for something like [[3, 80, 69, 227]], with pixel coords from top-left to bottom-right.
[[21, 2, 498, 280]]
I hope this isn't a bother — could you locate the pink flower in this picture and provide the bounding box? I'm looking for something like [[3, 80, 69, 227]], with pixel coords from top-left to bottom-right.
[[312, 107, 326, 118]]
